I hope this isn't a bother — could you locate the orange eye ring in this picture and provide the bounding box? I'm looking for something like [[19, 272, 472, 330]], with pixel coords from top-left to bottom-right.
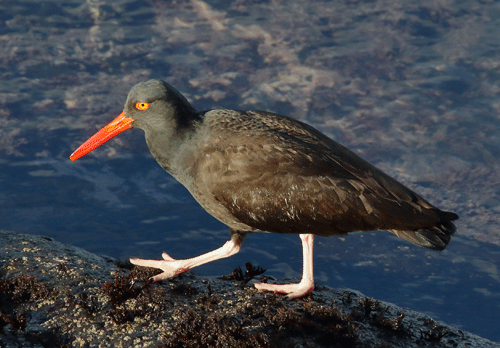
[[135, 102, 149, 111]]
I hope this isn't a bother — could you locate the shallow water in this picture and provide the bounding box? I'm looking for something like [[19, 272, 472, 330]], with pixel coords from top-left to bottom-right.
[[1, 0, 499, 342]]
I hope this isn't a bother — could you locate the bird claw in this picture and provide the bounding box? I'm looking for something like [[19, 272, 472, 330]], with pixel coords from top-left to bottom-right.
[[254, 280, 314, 299], [130, 255, 189, 281]]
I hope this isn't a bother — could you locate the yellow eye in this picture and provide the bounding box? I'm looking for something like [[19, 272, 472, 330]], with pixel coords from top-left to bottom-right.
[[135, 102, 149, 111]]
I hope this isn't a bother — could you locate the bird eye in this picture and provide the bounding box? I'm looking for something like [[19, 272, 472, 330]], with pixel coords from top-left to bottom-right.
[[135, 102, 149, 111]]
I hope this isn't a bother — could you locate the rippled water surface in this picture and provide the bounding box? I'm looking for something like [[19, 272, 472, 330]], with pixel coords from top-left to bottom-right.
[[1, 0, 499, 342]]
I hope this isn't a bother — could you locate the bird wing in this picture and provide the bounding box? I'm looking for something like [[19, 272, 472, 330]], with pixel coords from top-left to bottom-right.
[[191, 110, 446, 235]]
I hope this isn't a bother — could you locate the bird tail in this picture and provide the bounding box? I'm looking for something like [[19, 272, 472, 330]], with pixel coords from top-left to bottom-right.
[[390, 212, 458, 251]]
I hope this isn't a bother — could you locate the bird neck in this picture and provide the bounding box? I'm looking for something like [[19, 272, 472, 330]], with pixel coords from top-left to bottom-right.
[[145, 118, 203, 186]]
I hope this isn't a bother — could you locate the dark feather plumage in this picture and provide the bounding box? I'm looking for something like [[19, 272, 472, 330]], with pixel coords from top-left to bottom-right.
[[173, 108, 458, 250]]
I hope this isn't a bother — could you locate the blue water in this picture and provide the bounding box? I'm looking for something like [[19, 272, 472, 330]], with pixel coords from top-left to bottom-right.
[[1, 0, 499, 343]]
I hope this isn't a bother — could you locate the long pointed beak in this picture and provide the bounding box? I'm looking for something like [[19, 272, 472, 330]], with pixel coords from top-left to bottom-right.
[[70, 112, 134, 161]]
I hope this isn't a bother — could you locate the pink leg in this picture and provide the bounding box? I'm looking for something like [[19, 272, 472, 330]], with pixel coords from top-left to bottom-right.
[[130, 232, 244, 282], [254, 233, 314, 299]]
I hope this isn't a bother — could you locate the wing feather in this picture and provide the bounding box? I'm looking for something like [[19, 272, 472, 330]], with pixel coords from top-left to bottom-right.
[[189, 110, 455, 237]]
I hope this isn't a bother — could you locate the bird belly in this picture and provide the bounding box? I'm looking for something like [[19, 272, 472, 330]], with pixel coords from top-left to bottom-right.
[[188, 174, 360, 236], [188, 184, 263, 232]]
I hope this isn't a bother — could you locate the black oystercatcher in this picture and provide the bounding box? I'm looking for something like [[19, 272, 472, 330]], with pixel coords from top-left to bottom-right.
[[70, 80, 458, 298]]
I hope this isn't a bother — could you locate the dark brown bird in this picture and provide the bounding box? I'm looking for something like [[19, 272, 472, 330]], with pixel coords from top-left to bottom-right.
[[70, 80, 458, 298]]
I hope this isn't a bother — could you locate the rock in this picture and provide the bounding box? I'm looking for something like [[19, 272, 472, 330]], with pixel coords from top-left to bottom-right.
[[0, 230, 496, 348]]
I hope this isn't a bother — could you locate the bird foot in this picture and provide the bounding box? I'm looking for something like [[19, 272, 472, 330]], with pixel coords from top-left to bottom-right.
[[254, 279, 314, 299], [129, 237, 243, 282], [130, 252, 189, 281]]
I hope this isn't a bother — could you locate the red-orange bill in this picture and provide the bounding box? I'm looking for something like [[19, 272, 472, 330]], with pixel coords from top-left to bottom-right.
[[70, 112, 134, 161]]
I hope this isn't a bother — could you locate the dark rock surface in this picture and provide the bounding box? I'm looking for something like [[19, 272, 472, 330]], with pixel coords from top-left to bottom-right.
[[0, 230, 497, 348]]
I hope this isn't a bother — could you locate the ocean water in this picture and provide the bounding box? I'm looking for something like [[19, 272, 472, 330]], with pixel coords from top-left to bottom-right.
[[1, 0, 499, 342]]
